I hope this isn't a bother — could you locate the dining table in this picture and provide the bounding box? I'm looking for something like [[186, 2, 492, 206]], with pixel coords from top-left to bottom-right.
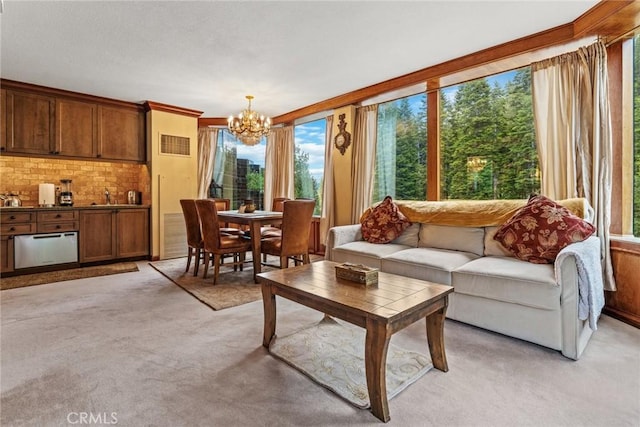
[[216, 210, 283, 282]]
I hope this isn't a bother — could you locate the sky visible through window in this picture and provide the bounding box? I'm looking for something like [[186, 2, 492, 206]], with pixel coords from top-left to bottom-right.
[[234, 121, 326, 182], [295, 120, 326, 182]]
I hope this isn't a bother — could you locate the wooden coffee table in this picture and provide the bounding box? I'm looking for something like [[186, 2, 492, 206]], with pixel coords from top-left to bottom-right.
[[257, 260, 453, 422]]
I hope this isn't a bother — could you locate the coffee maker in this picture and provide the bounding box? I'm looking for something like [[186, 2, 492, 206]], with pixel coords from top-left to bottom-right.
[[59, 179, 74, 206]]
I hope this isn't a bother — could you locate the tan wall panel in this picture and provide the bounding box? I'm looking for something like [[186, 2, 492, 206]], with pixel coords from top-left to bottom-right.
[[148, 110, 198, 259]]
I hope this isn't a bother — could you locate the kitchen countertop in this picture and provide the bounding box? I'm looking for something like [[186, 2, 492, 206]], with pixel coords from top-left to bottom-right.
[[0, 205, 150, 211]]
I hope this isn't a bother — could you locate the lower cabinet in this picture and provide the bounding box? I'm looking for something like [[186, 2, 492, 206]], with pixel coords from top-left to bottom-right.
[[116, 208, 149, 258], [1, 236, 14, 273], [79, 208, 149, 263]]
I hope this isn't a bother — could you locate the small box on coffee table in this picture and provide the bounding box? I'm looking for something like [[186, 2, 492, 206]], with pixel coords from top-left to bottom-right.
[[335, 262, 379, 286]]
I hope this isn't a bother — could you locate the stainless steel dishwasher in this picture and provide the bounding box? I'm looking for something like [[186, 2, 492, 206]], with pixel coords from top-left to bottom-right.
[[14, 232, 78, 269]]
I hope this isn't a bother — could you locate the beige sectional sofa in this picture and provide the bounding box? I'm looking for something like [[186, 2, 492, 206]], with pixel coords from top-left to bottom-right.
[[325, 199, 602, 360]]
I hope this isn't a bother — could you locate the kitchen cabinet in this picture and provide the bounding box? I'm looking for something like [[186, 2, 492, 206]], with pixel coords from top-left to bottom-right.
[[0, 236, 14, 273], [0, 211, 37, 273], [1, 80, 145, 162], [116, 208, 149, 258], [56, 98, 98, 158], [97, 106, 145, 162], [1, 89, 6, 152], [79, 209, 116, 263], [4, 90, 56, 155], [79, 208, 148, 263], [37, 210, 79, 233]]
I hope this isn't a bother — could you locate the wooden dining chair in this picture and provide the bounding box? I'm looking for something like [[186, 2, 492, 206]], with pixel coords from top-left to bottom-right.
[[260, 197, 290, 263], [210, 198, 242, 235], [261, 199, 315, 269], [179, 199, 204, 276], [195, 199, 252, 285]]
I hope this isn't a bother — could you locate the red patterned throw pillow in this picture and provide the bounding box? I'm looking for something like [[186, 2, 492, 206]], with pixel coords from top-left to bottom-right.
[[361, 196, 412, 244], [493, 195, 596, 264]]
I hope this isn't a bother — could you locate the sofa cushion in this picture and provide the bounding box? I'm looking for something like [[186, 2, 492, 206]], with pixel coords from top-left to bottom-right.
[[484, 226, 513, 257], [418, 224, 485, 256], [391, 223, 420, 247], [452, 257, 560, 310], [361, 196, 412, 244], [381, 248, 480, 285], [331, 241, 411, 269], [494, 195, 596, 264]]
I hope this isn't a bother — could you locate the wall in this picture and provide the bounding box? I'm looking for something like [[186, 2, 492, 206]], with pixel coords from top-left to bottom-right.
[[332, 105, 356, 225], [604, 240, 640, 328], [0, 155, 150, 206], [148, 110, 198, 260]]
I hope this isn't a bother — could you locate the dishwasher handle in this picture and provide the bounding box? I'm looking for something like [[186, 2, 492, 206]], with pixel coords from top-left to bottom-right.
[[33, 234, 63, 239]]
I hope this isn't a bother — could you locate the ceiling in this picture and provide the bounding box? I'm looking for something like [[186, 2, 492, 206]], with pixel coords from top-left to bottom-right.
[[1, 1, 600, 119]]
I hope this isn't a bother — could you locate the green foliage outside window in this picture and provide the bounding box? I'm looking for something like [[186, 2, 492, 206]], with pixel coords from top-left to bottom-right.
[[441, 68, 540, 200], [373, 94, 427, 202], [294, 145, 321, 214], [246, 170, 264, 192]]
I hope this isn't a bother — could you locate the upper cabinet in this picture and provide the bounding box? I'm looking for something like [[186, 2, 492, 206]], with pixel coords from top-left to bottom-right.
[[98, 106, 145, 162], [1, 81, 145, 163], [56, 98, 99, 158], [4, 90, 56, 155]]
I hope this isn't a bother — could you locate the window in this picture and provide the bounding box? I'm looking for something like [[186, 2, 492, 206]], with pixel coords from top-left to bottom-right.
[[440, 68, 540, 200], [373, 93, 427, 202], [210, 130, 266, 210], [294, 119, 326, 215], [634, 34, 640, 237]]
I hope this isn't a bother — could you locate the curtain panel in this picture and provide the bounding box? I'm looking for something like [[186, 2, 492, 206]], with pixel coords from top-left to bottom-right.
[[532, 41, 615, 291], [197, 127, 218, 199], [351, 104, 379, 223], [264, 126, 294, 210], [319, 115, 335, 244]]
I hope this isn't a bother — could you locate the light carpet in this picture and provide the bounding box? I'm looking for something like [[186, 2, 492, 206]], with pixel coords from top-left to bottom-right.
[[0, 262, 139, 290], [270, 316, 432, 408], [149, 257, 269, 310]]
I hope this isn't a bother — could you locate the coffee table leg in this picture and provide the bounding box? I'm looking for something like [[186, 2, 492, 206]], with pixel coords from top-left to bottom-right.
[[262, 284, 276, 348], [426, 303, 448, 372], [365, 318, 391, 422]]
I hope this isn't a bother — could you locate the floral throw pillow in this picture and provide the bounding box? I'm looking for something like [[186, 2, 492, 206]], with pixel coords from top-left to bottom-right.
[[493, 195, 596, 264], [361, 196, 412, 244]]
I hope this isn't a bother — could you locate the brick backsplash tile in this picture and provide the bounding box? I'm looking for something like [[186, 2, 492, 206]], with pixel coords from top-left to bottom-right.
[[0, 156, 150, 206]]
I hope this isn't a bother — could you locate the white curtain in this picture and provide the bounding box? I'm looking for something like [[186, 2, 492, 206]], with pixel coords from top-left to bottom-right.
[[351, 104, 378, 223], [197, 127, 218, 199], [375, 102, 397, 199], [319, 115, 335, 244], [264, 126, 294, 210], [532, 41, 615, 291]]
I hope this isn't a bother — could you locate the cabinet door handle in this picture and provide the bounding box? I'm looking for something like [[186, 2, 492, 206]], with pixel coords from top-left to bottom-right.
[[55, 214, 61, 218], [0, 147, 5, 152], [56, 225, 61, 229], [9, 227, 15, 231], [9, 215, 15, 220], [96, 154, 102, 158]]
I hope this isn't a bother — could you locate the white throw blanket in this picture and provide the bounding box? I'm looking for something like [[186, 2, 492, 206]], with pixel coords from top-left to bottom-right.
[[555, 237, 605, 330]]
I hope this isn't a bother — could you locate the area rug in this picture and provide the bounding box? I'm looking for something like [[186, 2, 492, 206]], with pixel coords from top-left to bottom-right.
[[149, 257, 268, 311], [269, 316, 433, 409], [0, 262, 139, 290], [150, 255, 324, 311]]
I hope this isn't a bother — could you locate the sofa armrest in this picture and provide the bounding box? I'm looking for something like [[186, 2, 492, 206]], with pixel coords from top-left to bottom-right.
[[325, 224, 362, 260], [555, 236, 601, 360]]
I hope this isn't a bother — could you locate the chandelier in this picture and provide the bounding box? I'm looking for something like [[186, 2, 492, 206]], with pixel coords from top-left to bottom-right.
[[227, 95, 271, 146]]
